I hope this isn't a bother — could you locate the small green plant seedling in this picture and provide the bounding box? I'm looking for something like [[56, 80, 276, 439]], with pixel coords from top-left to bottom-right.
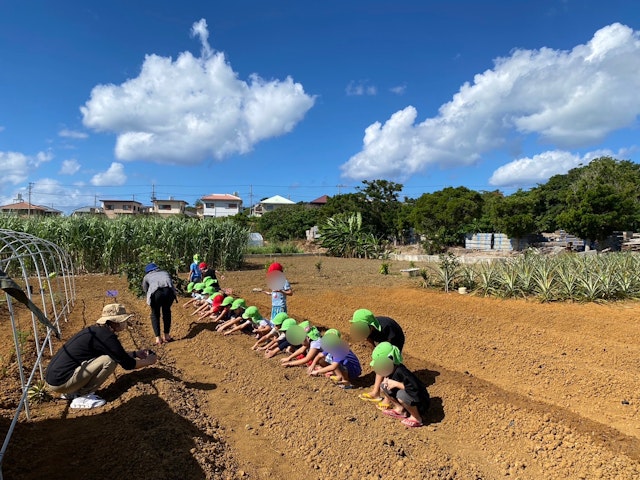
[[28, 381, 52, 404]]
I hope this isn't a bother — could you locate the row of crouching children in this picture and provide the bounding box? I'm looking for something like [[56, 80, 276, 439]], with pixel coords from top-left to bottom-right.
[[183, 262, 429, 428]]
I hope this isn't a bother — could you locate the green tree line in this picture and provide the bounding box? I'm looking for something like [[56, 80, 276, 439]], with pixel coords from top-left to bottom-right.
[[251, 157, 640, 254], [3, 156, 637, 261]]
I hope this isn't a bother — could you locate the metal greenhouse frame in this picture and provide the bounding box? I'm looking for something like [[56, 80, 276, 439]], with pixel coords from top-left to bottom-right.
[[0, 229, 76, 479]]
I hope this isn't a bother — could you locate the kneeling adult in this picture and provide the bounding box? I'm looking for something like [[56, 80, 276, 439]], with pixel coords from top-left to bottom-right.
[[45, 304, 157, 409]]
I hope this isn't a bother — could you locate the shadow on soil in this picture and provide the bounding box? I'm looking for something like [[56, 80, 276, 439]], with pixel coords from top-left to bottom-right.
[[2, 394, 215, 480], [424, 397, 445, 425], [97, 367, 217, 402], [183, 320, 219, 340]]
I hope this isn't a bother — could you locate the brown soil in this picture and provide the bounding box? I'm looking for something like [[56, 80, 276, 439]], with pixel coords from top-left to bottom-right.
[[2, 255, 640, 479]]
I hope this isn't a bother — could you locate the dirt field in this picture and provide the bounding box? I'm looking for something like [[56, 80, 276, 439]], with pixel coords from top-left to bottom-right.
[[2, 255, 640, 479]]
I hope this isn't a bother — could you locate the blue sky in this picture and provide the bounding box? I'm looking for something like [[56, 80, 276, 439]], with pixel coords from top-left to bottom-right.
[[1, 0, 639, 213]]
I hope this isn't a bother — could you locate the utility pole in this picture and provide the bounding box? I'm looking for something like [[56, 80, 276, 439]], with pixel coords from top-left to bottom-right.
[[151, 183, 156, 202], [337, 184, 346, 195], [28, 182, 33, 217], [249, 184, 253, 216]]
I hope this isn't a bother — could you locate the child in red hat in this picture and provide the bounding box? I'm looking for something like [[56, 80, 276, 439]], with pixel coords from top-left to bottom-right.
[[262, 262, 292, 318]]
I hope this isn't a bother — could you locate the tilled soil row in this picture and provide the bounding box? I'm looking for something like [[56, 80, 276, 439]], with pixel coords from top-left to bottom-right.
[[2, 276, 240, 480], [169, 318, 640, 479], [3, 256, 640, 479]]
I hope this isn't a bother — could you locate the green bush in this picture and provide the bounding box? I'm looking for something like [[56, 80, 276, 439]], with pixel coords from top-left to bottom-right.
[[319, 212, 386, 258]]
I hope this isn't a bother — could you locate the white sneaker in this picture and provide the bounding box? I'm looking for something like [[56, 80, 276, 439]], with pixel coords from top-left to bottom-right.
[[70, 394, 106, 409]]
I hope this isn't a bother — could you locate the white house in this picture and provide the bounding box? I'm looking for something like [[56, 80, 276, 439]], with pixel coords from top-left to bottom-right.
[[71, 206, 104, 216], [152, 198, 187, 216], [252, 194, 295, 216], [201, 194, 242, 218]]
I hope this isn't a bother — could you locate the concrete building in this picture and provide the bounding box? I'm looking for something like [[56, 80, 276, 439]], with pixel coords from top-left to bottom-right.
[[201, 194, 242, 218], [152, 198, 187, 216], [252, 194, 295, 217], [100, 199, 143, 219]]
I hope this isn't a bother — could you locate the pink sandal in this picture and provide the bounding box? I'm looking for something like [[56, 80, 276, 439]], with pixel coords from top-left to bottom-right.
[[381, 409, 407, 420], [401, 418, 423, 428]]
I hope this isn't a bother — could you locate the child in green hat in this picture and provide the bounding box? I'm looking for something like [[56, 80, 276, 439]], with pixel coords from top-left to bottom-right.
[[182, 282, 205, 310], [211, 296, 235, 326], [190, 286, 220, 317], [216, 298, 247, 333], [372, 341, 430, 428], [349, 308, 405, 403], [188, 254, 202, 283], [223, 306, 264, 336], [264, 318, 298, 358], [308, 329, 362, 389], [280, 325, 323, 367], [252, 312, 288, 350]]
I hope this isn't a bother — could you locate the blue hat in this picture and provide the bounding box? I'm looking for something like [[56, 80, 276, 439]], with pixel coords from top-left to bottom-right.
[[145, 263, 159, 273]]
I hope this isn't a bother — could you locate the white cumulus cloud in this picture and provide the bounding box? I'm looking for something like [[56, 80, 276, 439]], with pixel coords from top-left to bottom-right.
[[191, 18, 213, 58], [59, 128, 88, 139], [34, 151, 53, 166], [489, 148, 628, 187], [342, 23, 640, 180], [2, 152, 31, 186], [81, 18, 315, 165], [1, 179, 85, 213], [346, 80, 377, 96], [390, 84, 407, 95], [90, 162, 127, 186], [0, 150, 54, 191], [29, 179, 85, 210], [59, 159, 81, 175]]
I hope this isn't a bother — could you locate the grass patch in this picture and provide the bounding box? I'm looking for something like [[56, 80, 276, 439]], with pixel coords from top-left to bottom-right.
[[246, 242, 303, 254]]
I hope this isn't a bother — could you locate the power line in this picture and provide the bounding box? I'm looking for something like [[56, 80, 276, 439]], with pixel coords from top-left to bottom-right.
[[21, 179, 527, 212]]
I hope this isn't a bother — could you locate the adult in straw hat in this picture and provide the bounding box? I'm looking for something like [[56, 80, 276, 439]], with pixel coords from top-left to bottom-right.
[[44, 304, 157, 409]]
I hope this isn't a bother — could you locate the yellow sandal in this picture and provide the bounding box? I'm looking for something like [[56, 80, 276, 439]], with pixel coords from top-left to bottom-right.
[[358, 392, 383, 402]]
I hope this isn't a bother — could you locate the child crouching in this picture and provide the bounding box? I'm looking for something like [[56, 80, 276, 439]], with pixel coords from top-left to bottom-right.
[[372, 342, 430, 428], [308, 329, 361, 389]]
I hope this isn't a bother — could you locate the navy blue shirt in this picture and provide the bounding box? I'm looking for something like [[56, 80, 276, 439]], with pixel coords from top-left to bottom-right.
[[368, 316, 405, 351], [389, 364, 430, 405], [45, 325, 135, 386]]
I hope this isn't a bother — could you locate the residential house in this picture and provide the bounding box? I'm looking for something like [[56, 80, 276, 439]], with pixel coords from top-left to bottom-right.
[[201, 194, 242, 218], [71, 206, 105, 216], [252, 194, 295, 217], [152, 198, 187, 216], [100, 199, 143, 219], [308, 195, 329, 208], [0, 201, 62, 217]]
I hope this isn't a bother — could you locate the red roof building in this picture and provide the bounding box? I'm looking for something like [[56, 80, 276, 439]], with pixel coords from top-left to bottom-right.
[[200, 194, 243, 218], [0, 201, 62, 217], [309, 194, 329, 207]]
